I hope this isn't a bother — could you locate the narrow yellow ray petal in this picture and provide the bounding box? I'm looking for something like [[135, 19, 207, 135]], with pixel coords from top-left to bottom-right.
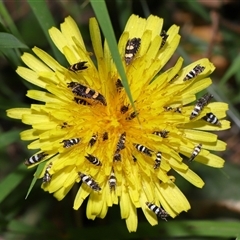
[[197, 153, 225, 168], [73, 185, 90, 210], [61, 16, 86, 51], [125, 201, 138, 232], [183, 129, 217, 142], [202, 139, 226, 151], [89, 18, 103, 60], [158, 182, 191, 213], [20, 129, 39, 141], [175, 168, 205, 188], [53, 182, 74, 201], [32, 47, 63, 72], [16, 67, 46, 88], [124, 15, 146, 38], [7, 108, 31, 119], [120, 183, 130, 219], [21, 52, 51, 72], [87, 192, 104, 219], [145, 15, 163, 38], [26, 90, 62, 103]]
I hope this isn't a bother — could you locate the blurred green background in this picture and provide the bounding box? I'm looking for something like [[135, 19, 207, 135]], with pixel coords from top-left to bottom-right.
[[1, 0, 240, 239]]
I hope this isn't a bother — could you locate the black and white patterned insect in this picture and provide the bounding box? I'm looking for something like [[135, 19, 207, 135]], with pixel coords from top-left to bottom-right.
[[202, 112, 221, 126], [164, 106, 173, 111], [68, 61, 88, 72], [190, 93, 213, 120], [42, 162, 52, 183], [120, 105, 129, 114], [189, 143, 202, 162], [60, 122, 68, 128], [175, 107, 182, 113], [126, 111, 138, 120], [108, 170, 116, 191], [103, 132, 108, 141], [160, 30, 169, 48], [113, 152, 121, 162], [153, 130, 169, 138], [85, 154, 102, 166], [164, 106, 181, 113], [116, 133, 126, 151], [89, 134, 98, 147], [125, 38, 141, 65], [25, 152, 48, 166], [146, 202, 168, 221], [68, 82, 107, 106], [134, 144, 153, 157], [183, 64, 205, 81], [154, 152, 162, 169], [79, 173, 101, 191], [113, 133, 126, 161], [74, 97, 91, 106], [61, 138, 80, 148], [116, 79, 123, 92]]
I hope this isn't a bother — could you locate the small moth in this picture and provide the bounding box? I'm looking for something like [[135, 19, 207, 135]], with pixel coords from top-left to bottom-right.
[[183, 64, 205, 81], [154, 152, 162, 169], [202, 112, 221, 126], [68, 82, 107, 106], [134, 144, 153, 157], [146, 202, 168, 221], [190, 93, 213, 120], [153, 130, 169, 138], [42, 163, 52, 183], [85, 154, 102, 166], [160, 30, 169, 48], [61, 138, 80, 148], [108, 170, 117, 191], [79, 173, 101, 191], [189, 143, 202, 162], [68, 61, 88, 72], [25, 152, 48, 166], [125, 38, 141, 65]]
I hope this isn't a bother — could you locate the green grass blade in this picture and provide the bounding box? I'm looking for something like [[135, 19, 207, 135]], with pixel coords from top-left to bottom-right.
[[0, 129, 20, 148], [90, 0, 135, 110], [219, 53, 240, 86], [0, 33, 28, 49], [184, 0, 210, 21], [0, 163, 27, 203], [25, 162, 44, 199], [0, 2, 23, 41], [27, 0, 65, 64], [0, 48, 22, 67]]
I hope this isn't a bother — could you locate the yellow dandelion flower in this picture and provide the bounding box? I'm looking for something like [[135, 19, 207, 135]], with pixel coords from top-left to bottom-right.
[[7, 14, 230, 232]]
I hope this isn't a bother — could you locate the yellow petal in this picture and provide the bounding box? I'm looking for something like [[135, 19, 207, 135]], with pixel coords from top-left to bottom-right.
[[73, 185, 90, 210], [20, 129, 39, 141], [174, 168, 205, 188], [16, 67, 46, 88], [124, 15, 146, 38], [21, 52, 51, 72], [183, 129, 217, 142], [26, 90, 61, 103], [197, 153, 225, 168], [32, 47, 63, 72], [125, 201, 138, 232], [6, 108, 31, 119]]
